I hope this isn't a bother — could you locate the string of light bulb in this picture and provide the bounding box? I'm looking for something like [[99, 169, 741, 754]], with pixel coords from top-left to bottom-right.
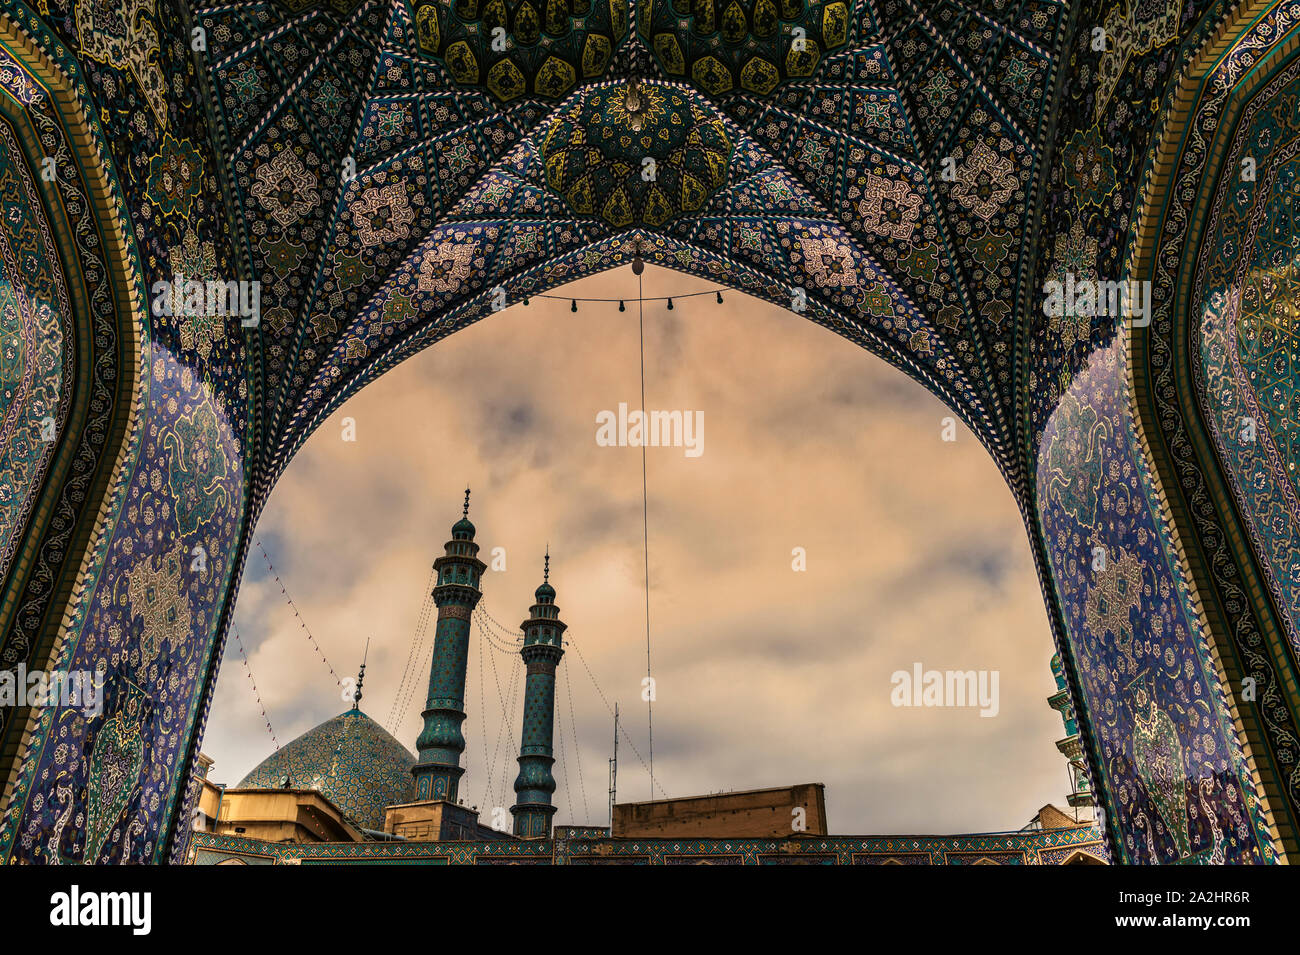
[[522, 288, 727, 312]]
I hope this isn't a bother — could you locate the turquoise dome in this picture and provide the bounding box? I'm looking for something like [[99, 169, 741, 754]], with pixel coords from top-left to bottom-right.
[[238, 709, 415, 831], [452, 516, 476, 538]]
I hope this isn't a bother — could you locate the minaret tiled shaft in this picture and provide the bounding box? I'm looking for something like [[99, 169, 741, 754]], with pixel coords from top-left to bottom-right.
[[412, 492, 486, 803], [511, 554, 565, 838]]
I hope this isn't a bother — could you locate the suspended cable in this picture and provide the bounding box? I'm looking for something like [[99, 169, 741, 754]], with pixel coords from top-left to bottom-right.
[[567, 635, 668, 800], [385, 564, 437, 732], [479, 600, 524, 639], [496, 664, 521, 813], [478, 610, 521, 646], [232, 623, 279, 751], [393, 633, 435, 737], [391, 584, 440, 736], [477, 604, 528, 658], [479, 625, 504, 811], [479, 612, 521, 814], [525, 286, 727, 306], [637, 269, 656, 800], [474, 605, 523, 656], [474, 622, 487, 809], [555, 670, 575, 822], [405, 566, 438, 676], [256, 537, 341, 687], [483, 635, 520, 657], [564, 657, 592, 822]]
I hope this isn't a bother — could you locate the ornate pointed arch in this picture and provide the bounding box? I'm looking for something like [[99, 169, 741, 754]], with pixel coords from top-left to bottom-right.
[[0, 0, 1297, 865]]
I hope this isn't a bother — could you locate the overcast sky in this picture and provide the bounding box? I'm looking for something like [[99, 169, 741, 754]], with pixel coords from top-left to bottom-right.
[[201, 264, 1073, 835]]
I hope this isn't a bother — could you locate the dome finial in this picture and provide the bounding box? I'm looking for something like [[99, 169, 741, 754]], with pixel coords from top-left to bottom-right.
[[544, 545, 550, 583], [352, 637, 369, 711], [463, 486, 471, 518]]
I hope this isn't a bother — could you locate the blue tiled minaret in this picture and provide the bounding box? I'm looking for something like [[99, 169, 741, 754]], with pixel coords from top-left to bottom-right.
[[511, 551, 565, 838], [412, 489, 486, 803], [1049, 653, 1094, 810]]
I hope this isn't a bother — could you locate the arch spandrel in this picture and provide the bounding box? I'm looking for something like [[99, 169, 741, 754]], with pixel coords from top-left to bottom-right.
[[262, 104, 1008, 489], [0, 93, 74, 585], [1193, 66, 1300, 649], [1038, 340, 1278, 863], [1, 0, 1299, 865], [193, 0, 1070, 488], [1110, 0, 1300, 858]]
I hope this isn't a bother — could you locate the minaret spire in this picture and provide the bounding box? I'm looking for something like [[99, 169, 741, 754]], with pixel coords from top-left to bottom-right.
[[411, 493, 486, 804], [511, 552, 566, 838]]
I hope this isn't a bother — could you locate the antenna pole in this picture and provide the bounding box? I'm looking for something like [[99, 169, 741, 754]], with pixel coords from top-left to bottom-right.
[[608, 703, 619, 830]]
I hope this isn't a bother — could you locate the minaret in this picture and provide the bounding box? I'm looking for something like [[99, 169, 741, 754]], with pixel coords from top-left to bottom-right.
[[511, 550, 566, 838], [1048, 653, 1094, 812], [412, 489, 486, 803]]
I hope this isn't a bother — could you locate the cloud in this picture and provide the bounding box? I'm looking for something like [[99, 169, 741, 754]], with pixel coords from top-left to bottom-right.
[[201, 265, 1070, 834]]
